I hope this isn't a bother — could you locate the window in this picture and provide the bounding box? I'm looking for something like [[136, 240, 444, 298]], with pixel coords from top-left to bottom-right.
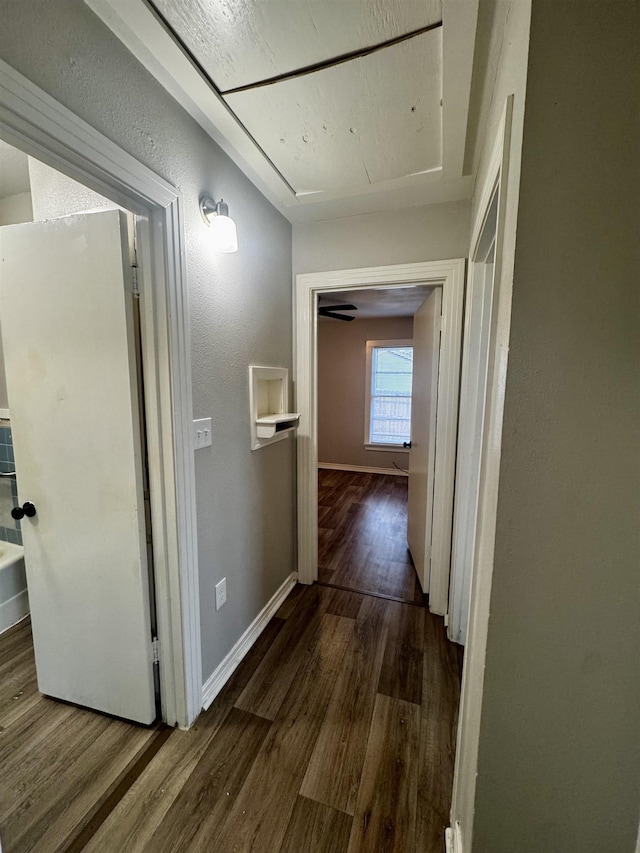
[[365, 339, 413, 448]]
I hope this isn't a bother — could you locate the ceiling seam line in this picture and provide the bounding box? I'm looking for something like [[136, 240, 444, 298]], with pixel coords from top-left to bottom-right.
[[142, 0, 297, 196], [220, 21, 444, 96]]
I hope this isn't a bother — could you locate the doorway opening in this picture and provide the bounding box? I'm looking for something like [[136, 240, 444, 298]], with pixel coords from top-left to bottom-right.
[[295, 259, 465, 617], [0, 141, 160, 721], [315, 284, 435, 605], [0, 58, 202, 730]]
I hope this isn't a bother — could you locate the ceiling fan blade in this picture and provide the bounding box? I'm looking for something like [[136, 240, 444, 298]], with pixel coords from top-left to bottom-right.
[[321, 310, 355, 321], [318, 304, 358, 312]]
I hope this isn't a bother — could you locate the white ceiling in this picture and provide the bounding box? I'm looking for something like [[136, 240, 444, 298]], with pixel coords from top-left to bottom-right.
[[154, 0, 441, 92], [86, 0, 479, 222], [319, 285, 433, 320], [0, 141, 30, 200], [226, 27, 442, 194]]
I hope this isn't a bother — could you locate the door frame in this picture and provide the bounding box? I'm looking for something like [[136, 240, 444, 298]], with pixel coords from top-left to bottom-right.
[[448, 95, 514, 851], [0, 58, 201, 728], [448, 200, 498, 645], [295, 260, 465, 615]]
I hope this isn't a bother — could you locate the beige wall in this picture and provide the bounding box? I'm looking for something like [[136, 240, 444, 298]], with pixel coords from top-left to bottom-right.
[[0, 189, 33, 413], [293, 200, 470, 276], [0, 0, 294, 688], [0, 191, 33, 410], [0, 192, 32, 226], [28, 158, 116, 219], [318, 316, 413, 471], [472, 1, 640, 850]]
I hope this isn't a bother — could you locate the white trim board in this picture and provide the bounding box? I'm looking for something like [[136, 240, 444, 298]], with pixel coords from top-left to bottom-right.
[[319, 463, 408, 477], [449, 96, 515, 851], [445, 823, 464, 853], [202, 572, 298, 711], [296, 259, 465, 618], [0, 57, 201, 728]]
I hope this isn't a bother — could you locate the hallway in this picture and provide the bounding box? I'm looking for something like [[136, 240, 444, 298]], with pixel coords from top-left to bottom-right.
[[0, 584, 461, 852], [83, 583, 461, 852]]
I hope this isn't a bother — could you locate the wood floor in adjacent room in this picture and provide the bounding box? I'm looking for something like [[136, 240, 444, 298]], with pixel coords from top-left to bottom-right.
[[318, 468, 425, 604]]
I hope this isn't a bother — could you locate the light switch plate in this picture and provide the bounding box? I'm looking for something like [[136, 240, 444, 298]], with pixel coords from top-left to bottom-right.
[[193, 417, 212, 449]]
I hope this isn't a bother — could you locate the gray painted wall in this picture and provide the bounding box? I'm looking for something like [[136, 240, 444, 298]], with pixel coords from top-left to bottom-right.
[[293, 200, 470, 275], [473, 2, 640, 850], [318, 316, 413, 471], [0, 0, 294, 686]]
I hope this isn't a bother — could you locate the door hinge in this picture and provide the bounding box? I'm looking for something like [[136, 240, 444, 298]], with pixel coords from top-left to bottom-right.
[[444, 612, 449, 628], [151, 636, 160, 664], [131, 263, 140, 297]]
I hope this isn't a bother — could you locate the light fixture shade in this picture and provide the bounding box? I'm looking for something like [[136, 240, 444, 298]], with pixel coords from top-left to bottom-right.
[[209, 213, 238, 253], [199, 195, 238, 253]]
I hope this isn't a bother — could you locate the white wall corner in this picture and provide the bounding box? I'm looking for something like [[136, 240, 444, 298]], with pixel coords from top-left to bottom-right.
[[201, 572, 298, 710]]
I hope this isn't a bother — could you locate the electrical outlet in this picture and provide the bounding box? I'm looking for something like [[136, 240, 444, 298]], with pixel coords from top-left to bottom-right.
[[215, 577, 227, 611], [193, 417, 212, 450]]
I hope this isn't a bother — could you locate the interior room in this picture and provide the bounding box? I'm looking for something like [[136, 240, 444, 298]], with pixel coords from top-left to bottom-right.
[[0, 1, 638, 852], [316, 285, 436, 605]]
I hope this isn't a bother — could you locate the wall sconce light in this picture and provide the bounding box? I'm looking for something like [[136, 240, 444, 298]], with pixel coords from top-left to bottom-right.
[[199, 195, 238, 253]]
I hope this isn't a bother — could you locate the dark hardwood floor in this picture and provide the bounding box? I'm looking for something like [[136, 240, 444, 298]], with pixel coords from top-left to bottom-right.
[[0, 472, 461, 851], [84, 584, 461, 853], [318, 469, 426, 604], [0, 617, 165, 853]]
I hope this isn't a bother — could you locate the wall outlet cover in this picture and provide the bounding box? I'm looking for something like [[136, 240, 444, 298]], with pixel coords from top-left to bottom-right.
[[215, 577, 227, 610]]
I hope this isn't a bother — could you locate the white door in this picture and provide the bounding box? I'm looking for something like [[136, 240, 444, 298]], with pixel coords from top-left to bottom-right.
[[0, 209, 157, 724], [407, 287, 442, 592]]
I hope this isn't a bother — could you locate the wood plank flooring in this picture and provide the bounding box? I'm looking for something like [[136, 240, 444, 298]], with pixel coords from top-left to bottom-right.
[[0, 617, 163, 853], [318, 469, 426, 604], [83, 584, 461, 853], [0, 469, 461, 851]]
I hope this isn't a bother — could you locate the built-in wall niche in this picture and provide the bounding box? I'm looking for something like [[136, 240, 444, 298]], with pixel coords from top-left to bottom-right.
[[249, 366, 299, 450]]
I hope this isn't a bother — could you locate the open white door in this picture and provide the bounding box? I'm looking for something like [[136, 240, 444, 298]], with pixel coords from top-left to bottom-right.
[[407, 287, 442, 592], [0, 209, 157, 724]]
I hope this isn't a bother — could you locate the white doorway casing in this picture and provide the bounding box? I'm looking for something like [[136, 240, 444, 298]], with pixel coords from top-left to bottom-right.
[[295, 259, 465, 616], [0, 58, 201, 728], [448, 96, 514, 851], [449, 192, 498, 645]]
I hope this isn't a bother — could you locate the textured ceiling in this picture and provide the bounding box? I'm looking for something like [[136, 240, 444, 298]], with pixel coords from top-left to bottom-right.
[[319, 285, 434, 320], [154, 0, 441, 91], [88, 0, 477, 220], [152, 0, 443, 194]]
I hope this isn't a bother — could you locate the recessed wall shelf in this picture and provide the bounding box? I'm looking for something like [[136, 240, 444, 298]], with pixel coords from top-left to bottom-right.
[[249, 366, 299, 450]]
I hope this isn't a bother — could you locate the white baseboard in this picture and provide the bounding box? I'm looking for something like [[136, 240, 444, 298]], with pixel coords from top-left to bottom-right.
[[318, 462, 408, 477], [201, 571, 298, 711], [0, 589, 29, 636], [445, 823, 464, 853]]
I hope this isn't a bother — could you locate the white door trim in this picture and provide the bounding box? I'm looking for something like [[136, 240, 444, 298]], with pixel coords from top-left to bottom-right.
[[295, 259, 465, 616], [448, 218, 497, 645], [0, 58, 201, 728], [448, 95, 514, 848]]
